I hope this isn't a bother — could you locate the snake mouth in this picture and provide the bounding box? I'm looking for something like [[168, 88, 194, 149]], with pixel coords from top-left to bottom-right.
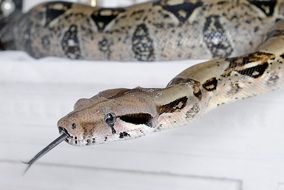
[[58, 127, 72, 138], [58, 126, 75, 143], [58, 127, 96, 146], [58, 127, 86, 145], [65, 137, 97, 146], [58, 127, 89, 145], [62, 129, 148, 146]]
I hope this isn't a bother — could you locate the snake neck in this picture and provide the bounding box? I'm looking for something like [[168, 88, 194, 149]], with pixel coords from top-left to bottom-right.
[[147, 82, 204, 131], [122, 21, 284, 131]]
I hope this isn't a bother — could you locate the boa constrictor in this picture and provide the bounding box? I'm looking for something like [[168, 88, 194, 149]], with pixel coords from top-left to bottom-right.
[[21, 0, 284, 171], [1, 0, 284, 60]]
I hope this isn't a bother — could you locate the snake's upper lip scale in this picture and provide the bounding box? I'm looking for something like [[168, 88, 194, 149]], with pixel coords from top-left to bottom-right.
[[57, 127, 85, 144], [58, 127, 93, 145]]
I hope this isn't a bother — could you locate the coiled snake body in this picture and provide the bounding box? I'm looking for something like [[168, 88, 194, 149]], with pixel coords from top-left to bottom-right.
[[1, 0, 284, 60], [10, 0, 284, 170]]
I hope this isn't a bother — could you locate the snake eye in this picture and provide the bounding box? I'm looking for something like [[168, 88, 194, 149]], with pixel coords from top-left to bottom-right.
[[104, 113, 116, 127]]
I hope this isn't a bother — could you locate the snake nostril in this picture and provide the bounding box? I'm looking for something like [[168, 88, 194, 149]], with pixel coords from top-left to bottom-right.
[[71, 123, 76, 129]]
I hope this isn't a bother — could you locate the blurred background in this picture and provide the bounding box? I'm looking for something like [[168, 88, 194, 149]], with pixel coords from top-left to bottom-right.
[[0, 0, 149, 23], [26, 0, 149, 9], [0, 0, 149, 16]]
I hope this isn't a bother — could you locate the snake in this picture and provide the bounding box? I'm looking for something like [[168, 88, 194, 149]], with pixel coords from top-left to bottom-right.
[[1, 0, 284, 60], [11, 0, 283, 171]]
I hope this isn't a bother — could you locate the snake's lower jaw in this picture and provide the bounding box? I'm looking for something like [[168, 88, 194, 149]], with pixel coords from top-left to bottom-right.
[[65, 123, 156, 146]]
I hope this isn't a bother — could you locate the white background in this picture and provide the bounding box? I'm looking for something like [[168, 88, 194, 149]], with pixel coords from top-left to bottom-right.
[[0, 51, 284, 190]]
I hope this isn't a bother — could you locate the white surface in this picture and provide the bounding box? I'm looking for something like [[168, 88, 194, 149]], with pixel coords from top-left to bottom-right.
[[23, 0, 77, 11], [1, 51, 284, 190], [23, 0, 150, 11]]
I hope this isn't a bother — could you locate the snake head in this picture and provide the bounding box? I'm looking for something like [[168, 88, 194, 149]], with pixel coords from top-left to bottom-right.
[[57, 84, 201, 146], [26, 85, 201, 171], [57, 88, 159, 146]]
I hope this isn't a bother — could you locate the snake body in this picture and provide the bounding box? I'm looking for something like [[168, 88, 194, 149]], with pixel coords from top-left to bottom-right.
[[10, 0, 283, 168], [56, 18, 284, 145], [37, 0, 283, 146], [1, 0, 284, 61]]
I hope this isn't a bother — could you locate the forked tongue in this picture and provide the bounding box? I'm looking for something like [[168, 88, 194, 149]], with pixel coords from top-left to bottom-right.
[[23, 133, 68, 174]]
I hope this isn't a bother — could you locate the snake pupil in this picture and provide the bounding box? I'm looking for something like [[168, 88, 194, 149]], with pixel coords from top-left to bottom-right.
[[105, 113, 116, 127]]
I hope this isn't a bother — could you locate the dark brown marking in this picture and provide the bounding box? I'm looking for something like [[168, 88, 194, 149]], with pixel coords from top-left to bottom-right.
[[43, 2, 72, 26], [111, 127, 116, 134], [203, 15, 233, 57], [71, 123, 76, 129], [154, 1, 203, 23], [248, 0, 277, 17], [86, 139, 91, 145], [157, 96, 188, 114], [119, 132, 130, 139], [119, 113, 153, 127], [202, 77, 218, 91], [91, 8, 125, 32], [193, 90, 202, 101], [98, 38, 113, 59], [61, 24, 81, 59], [226, 52, 275, 70], [167, 78, 202, 100], [132, 24, 155, 61], [45, 8, 65, 26], [223, 52, 275, 77], [237, 63, 269, 78]]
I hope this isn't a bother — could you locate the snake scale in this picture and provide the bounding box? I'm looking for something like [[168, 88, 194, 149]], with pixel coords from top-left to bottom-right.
[[6, 0, 282, 170]]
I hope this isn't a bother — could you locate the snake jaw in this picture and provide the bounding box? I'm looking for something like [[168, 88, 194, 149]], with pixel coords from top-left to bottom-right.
[[62, 118, 156, 146]]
